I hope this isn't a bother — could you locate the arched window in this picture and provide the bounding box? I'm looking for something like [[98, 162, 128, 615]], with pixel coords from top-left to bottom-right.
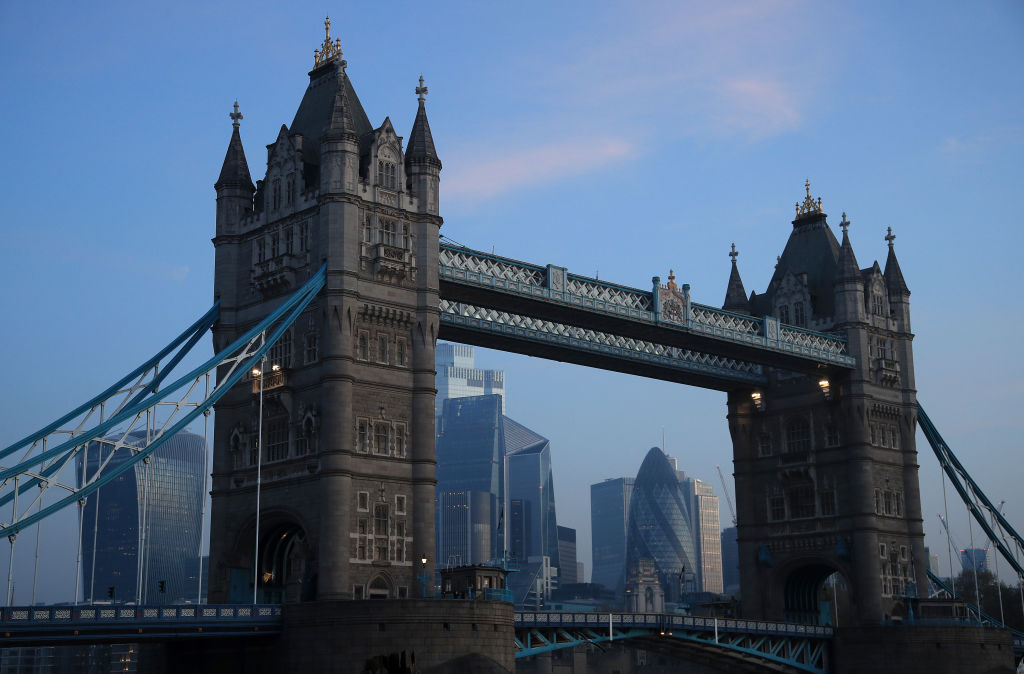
[[785, 418, 810, 453], [368, 576, 390, 599], [794, 301, 805, 326], [377, 160, 397, 190]]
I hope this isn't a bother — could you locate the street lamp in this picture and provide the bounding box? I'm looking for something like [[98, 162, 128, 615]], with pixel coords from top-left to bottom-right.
[[419, 557, 429, 598]]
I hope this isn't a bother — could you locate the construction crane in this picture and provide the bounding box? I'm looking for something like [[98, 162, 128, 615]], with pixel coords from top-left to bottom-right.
[[716, 465, 738, 527]]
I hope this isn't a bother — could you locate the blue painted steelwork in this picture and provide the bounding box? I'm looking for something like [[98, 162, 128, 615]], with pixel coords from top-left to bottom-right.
[[439, 301, 765, 387], [918, 404, 1024, 580], [0, 604, 282, 645], [0, 266, 326, 537], [514, 612, 832, 672], [439, 243, 854, 371]]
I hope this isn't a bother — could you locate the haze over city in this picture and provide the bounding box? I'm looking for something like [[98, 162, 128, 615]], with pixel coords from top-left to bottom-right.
[[1, 1, 1022, 604]]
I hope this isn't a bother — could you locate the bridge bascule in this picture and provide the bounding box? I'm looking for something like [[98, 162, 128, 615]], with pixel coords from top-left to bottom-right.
[[1, 19, 1022, 673]]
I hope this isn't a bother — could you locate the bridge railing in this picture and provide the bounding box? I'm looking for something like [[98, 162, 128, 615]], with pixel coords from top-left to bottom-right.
[[515, 611, 833, 638], [440, 243, 853, 366], [1, 604, 283, 625]]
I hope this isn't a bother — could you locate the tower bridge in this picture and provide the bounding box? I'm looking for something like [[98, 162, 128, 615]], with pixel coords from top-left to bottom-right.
[[0, 18, 1020, 674]]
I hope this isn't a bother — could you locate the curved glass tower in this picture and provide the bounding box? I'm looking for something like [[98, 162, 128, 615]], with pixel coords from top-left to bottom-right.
[[625, 447, 697, 604], [79, 430, 205, 604]]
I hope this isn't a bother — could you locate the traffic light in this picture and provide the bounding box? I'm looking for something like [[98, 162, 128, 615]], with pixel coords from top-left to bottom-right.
[[158, 580, 166, 594], [107, 586, 114, 599]]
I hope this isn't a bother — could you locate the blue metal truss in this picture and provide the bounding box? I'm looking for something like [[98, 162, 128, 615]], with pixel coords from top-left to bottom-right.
[[438, 243, 854, 379], [514, 612, 832, 673], [918, 403, 1024, 580], [0, 266, 326, 538]]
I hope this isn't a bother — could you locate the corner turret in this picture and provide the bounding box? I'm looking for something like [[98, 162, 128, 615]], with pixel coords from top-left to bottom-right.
[[883, 227, 911, 331], [214, 101, 255, 236], [833, 212, 866, 325], [405, 76, 441, 215], [723, 243, 751, 314]]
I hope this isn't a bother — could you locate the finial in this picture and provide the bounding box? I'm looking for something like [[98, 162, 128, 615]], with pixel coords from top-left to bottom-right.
[[797, 179, 823, 217], [314, 16, 345, 68], [840, 211, 849, 234], [885, 226, 895, 248], [416, 75, 429, 102], [667, 269, 677, 291], [729, 243, 738, 264], [229, 101, 243, 128]]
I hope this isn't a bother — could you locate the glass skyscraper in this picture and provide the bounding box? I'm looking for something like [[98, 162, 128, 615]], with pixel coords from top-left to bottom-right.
[[435, 343, 506, 420], [435, 394, 560, 606], [625, 447, 697, 604], [590, 477, 634, 592], [78, 430, 206, 604]]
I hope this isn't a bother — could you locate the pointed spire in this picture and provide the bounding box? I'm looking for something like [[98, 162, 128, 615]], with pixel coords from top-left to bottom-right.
[[216, 101, 254, 192], [323, 69, 356, 140], [883, 226, 910, 294], [835, 211, 861, 282], [406, 75, 441, 169], [723, 243, 751, 314]]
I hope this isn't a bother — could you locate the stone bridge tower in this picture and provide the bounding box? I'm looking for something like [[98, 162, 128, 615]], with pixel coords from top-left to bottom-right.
[[726, 183, 925, 625], [208, 20, 442, 605]]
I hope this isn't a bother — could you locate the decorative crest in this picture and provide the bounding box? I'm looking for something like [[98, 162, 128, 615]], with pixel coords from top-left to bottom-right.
[[729, 243, 738, 264], [667, 269, 677, 291], [885, 226, 896, 248], [229, 101, 243, 128], [313, 16, 346, 69], [797, 179, 823, 217], [416, 75, 429, 102], [840, 212, 849, 234]]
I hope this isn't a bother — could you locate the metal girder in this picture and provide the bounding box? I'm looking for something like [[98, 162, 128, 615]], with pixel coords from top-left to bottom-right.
[[0, 266, 326, 537], [514, 612, 832, 672], [438, 242, 854, 376], [439, 300, 765, 391], [918, 403, 1024, 580]]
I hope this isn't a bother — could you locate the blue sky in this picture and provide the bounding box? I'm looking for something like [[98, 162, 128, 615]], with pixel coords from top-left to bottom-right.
[[1, 1, 1022, 601]]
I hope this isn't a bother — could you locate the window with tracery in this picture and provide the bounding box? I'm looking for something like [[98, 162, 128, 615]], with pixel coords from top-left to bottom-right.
[[377, 160, 397, 189]]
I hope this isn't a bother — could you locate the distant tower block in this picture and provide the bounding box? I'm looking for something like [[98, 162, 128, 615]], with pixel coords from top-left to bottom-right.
[[208, 18, 442, 604], [727, 185, 923, 625]]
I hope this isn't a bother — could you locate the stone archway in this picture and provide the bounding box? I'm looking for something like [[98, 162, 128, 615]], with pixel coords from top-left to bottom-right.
[[783, 563, 851, 626], [368, 574, 392, 599], [257, 523, 307, 604]]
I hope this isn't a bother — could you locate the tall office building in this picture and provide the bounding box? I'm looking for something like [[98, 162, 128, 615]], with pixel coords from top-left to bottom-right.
[[680, 476, 724, 594], [78, 430, 205, 604], [557, 526, 579, 585], [435, 343, 506, 420], [721, 526, 740, 595], [590, 477, 634, 592], [625, 447, 697, 604], [435, 394, 560, 606]]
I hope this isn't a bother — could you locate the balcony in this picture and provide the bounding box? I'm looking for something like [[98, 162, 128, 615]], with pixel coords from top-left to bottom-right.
[[876, 358, 901, 387], [252, 254, 304, 294], [365, 242, 415, 282], [251, 368, 285, 394]]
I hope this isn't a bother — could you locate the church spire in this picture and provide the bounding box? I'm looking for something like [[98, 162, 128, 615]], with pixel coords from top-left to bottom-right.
[[723, 243, 751, 314], [883, 226, 910, 295], [406, 75, 441, 170], [835, 212, 861, 281], [216, 101, 255, 192]]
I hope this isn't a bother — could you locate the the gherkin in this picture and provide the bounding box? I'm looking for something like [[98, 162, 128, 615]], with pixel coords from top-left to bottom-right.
[[625, 447, 697, 604]]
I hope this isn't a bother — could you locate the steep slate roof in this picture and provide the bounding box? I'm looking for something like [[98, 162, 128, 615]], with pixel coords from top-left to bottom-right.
[[289, 60, 374, 165], [406, 97, 441, 168], [751, 211, 842, 318], [884, 235, 910, 295], [723, 245, 751, 314], [216, 124, 255, 191]]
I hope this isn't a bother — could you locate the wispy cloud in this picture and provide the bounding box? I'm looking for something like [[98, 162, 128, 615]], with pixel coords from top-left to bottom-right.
[[445, 137, 633, 202]]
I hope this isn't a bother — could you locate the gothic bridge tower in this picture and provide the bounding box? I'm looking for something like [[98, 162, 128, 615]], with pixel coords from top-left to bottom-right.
[[209, 19, 442, 605], [726, 183, 924, 625]]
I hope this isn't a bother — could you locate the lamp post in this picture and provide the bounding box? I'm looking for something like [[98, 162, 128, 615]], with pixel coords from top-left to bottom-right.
[[420, 557, 429, 598]]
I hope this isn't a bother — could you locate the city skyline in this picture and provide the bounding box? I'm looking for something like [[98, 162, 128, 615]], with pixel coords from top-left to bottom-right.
[[1, 2, 1022, 602]]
